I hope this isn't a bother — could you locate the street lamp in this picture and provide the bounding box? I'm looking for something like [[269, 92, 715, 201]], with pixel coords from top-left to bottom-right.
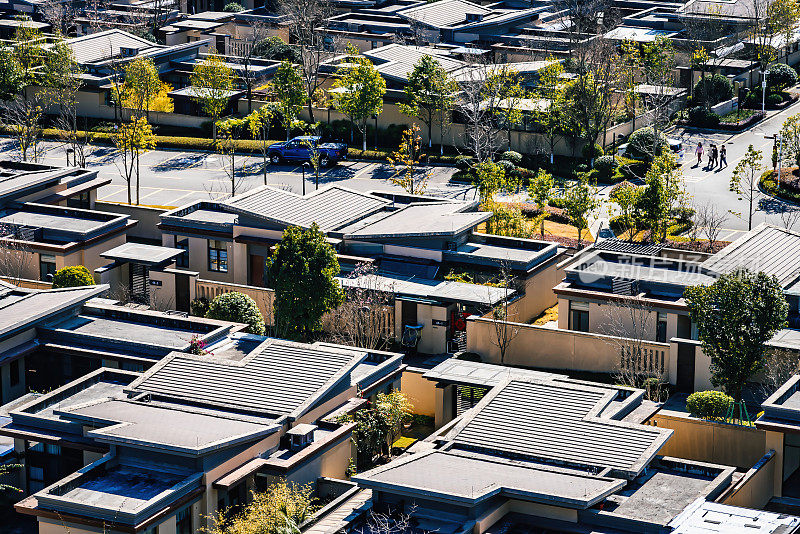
[[762, 70, 768, 114], [777, 132, 784, 191], [302, 162, 308, 196]]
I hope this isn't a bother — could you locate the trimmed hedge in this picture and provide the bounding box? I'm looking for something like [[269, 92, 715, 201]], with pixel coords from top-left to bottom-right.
[[594, 155, 618, 181], [205, 292, 266, 335], [686, 390, 733, 420], [767, 63, 798, 92], [52, 265, 95, 288]]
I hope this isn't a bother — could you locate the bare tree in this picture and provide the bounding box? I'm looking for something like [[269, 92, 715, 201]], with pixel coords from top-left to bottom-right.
[[233, 20, 271, 113], [761, 348, 800, 400], [39, 0, 76, 35], [0, 225, 34, 285], [601, 294, 667, 399], [697, 202, 728, 252], [780, 207, 800, 230], [357, 508, 415, 534], [485, 268, 520, 365], [457, 59, 504, 162], [280, 0, 337, 122], [322, 263, 394, 349], [2, 95, 45, 163]]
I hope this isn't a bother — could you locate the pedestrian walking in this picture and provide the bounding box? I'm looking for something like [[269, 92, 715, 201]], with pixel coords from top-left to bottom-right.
[[711, 144, 719, 168], [695, 142, 703, 166], [719, 145, 727, 168]]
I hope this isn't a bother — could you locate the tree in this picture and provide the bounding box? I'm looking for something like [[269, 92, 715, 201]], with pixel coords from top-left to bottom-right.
[[247, 104, 278, 184], [685, 269, 788, 400], [487, 268, 520, 364], [399, 55, 456, 154], [266, 224, 344, 341], [611, 183, 643, 242], [486, 65, 526, 149], [272, 61, 308, 140], [346, 405, 390, 469], [332, 50, 386, 152], [376, 390, 412, 452], [780, 114, 800, 167], [563, 175, 600, 246], [0, 463, 21, 495], [730, 145, 764, 231], [234, 21, 271, 113], [475, 161, 505, 208], [224, 1, 244, 11], [112, 116, 156, 205], [536, 57, 566, 164], [0, 48, 23, 100], [190, 52, 234, 139], [216, 117, 247, 196], [207, 480, 316, 534], [45, 39, 88, 167], [2, 95, 44, 162], [638, 149, 684, 242], [388, 124, 430, 195], [696, 202, 728, 253], [52, 266, 95, 288], [206, 292, 266, 335], [253, 36, 301, 63], [528, 168, 554, 237], [121, 56, 174, 118]]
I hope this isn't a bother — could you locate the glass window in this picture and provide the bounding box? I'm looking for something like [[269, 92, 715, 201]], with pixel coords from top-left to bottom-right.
[[569, 301, 589, 332], [656, 312, 668, 343], [208, 240, 228, 273], [175, 238, 189, 268], [67, 192, 90, 209], [176, 505, 192, 534], [10, 359, 19, 387], [39, 254, 56, 282]]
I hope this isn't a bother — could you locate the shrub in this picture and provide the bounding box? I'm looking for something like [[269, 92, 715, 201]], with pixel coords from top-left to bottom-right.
[[52, 266, 95, 288], [455, 155, 474, 171], [500, 150, 522, 165], [625, 127, 668, 161], [206, 292, 265, 335], [686, 390, 733, 419], [767, 93, 784, 106], [582, 143, 604, 160], [223, 1, 243, 11], [687, 106, 721, 127], [768, 63, 798, 92], [694, 74, 734, 107], [497, 159, 516, 175], [594, 155, 618, 181], [190, 297, 210, 317], [575, 163, 589, 173]]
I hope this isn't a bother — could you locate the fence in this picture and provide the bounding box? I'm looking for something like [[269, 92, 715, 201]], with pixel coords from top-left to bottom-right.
[[195, 279, 275, 325], [0, 276, 53, 290]]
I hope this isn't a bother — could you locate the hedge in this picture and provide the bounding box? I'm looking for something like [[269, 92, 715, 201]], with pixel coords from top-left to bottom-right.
[[686, 390, 733, 420], [205, 292, 265, 335], [52, 265, 95, 289]]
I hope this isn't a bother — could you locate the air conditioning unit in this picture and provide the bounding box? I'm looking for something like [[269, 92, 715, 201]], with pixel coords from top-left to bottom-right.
[[466, 13, 483, 22], [287, 424, 317, 452], [120, 47, 139, 58]]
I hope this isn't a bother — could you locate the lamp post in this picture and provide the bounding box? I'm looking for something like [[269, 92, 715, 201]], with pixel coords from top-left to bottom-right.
[[778, 132, 784, 191], [762, 70, 768, 114], [302, 162, 308, 196]]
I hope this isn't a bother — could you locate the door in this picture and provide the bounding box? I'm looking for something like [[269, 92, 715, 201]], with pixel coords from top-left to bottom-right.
[[249, 254, 265, 287], [401, 300, 417, 327], [676, 342, 696, 393], [176, 273, 190, 313], [129, 263, 149, 304]]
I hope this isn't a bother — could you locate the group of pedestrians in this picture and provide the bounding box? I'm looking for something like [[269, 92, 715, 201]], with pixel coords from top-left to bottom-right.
[[695, 141, 727, 170]]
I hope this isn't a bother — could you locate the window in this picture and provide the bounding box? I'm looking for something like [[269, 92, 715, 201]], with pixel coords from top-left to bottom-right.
[[145, 525, 159, 534], [656, 312, 668, 343], [67, 192, 90, 209], [569, 301, 589, 332], [208, 240, 228, 272], [39, 254, 56, 282], [175, 238, 189, 268], [10, 359, 19, 387], [176, 505, 193, 534]]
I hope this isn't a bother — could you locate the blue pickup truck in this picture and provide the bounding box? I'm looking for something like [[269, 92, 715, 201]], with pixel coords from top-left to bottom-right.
[[268, 136, 348, 167]]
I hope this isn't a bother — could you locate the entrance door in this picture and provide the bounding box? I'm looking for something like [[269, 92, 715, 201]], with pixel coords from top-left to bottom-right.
[[175, 273, 190, 312], [249, 254, 265, 287], [676, 342, 696, 393], [401, 300, 417, 327], [129, 263, 150, 304]]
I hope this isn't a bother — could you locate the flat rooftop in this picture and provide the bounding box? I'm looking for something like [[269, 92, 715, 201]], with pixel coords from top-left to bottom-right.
[[60, 465, 185, 512], [567, 250, 714, 288], [338, 273, 511, 306], [354, 449, 625, 508], [424, 358, 566, 387], [50, 314, 199, 348], [101, 242, 185, 266], [0, 285, 106, 339]]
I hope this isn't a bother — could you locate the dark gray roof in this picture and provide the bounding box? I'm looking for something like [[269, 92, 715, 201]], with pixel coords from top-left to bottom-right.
[[702, 224, 800, 289], [594, 239, 665, 256], [0, 285, 107, 339], [126, 339, 367, 418], [65, 29, 161, 65], [224, 185, 388, 231], [445, 379, 672, 478], [345, 203, 490, 239], [354, 449, 625, 508], [101, 242, 185, 267]]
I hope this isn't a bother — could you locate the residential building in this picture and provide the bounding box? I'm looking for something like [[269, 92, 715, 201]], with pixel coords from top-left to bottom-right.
[[5, 334, 403, 533], [159, 185, 566, 353]]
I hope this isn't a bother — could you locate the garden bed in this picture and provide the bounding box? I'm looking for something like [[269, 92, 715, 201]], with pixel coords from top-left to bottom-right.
[[760, 167, 800, 205], [715, 109, 765, 131]]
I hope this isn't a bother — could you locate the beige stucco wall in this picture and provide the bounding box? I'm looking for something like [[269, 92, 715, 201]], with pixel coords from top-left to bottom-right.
[[400, 369, 436, 418], [506, 257, 564, 324], [721, 453, 777, 509]]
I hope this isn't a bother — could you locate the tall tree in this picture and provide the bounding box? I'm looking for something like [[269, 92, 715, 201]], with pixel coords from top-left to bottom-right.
[[536, 57, 566, 165], [266, 224, 344, 341], [216, 117, 247, 196], [121, 56, 174, 119], [111, 116, 156, 205], [528, 168, 554, 237], [388, 124, 430, 195], [332, 50, 386, 152], [190, 52, 234, 139], [399, 55, 456, 154], [779, 113, 800, 167], [685, 269, 788, 400], [247, 104, 278, 184], [730, 144, 764, 231], [272, 61, 308, 140], [637, 149, 684, 242], [563, 175, 600, 246], [486, 65, 525, 150]]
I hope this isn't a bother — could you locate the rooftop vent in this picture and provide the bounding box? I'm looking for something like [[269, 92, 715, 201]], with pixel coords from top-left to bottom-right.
[[120, 47, 139, 58], [612, 277, 634, 296], [287, 424, 317, 452], [466, 12, 483, 22]]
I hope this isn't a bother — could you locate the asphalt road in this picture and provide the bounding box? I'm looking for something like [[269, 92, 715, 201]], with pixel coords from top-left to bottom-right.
[[0, 138, 469, 209]]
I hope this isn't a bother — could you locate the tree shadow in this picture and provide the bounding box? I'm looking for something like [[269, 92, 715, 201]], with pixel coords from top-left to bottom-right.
[[151, 153, 208, 173]]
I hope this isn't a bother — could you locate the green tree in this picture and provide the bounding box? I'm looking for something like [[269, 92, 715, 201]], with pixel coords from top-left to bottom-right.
[[388, 124, 430, 195], [0, 48, 23, 100], [730, 145, 764, 231], [779, 113, 800, 167], [207, 480, 316, 534], [332, 49, 386, 152], [189, 52, 234, 139], [376, 390, 413, 454], [247, 104, 278, 184], [611, 183, 643, 242], [536, 57, 565, 164], [111, 116, 156, 204], [637, 149, 684, 242], [216, 117, 247, 195], [206, 292, 266, 335], [52, 265, 95, 288], [399, 55, 456, 155], [267, 224, 343, 341], [563, 175, 600, 247], [528, 168, 554, 237], [475, 160, 506, 207], [121, 56, 173, 118], [685, 269, 788, 400], [272, 61, 308, 140]]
